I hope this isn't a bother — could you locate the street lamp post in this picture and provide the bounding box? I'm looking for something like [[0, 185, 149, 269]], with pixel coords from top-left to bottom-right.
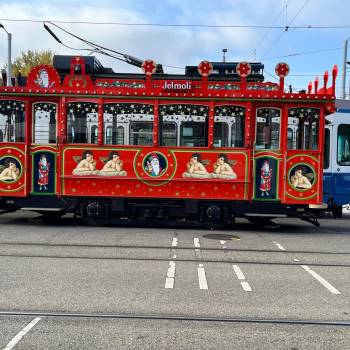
[[0, 23, 12, 87], [342, 37, 350, 99]]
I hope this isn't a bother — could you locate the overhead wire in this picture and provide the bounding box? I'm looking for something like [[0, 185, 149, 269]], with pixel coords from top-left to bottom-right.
[[248, 0, 292, 60], [260, 0, 311, 59], [1, 18, 350, 29]]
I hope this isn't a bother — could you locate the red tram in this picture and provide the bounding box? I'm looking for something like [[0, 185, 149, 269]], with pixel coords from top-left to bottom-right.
[[0, 55, 337, 226]]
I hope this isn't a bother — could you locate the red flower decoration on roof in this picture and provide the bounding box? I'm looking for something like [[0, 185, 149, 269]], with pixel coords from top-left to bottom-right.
[[198, 61, 213, 77], [275, 62, 290, 78], [236, 62, 251, 77], [142, 60, 157, 76]]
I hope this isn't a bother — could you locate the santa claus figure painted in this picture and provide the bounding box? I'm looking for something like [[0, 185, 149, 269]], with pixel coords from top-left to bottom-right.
[[145, 153, 163, 177], [259, 160, 272, 197], [38, 154, 50, 190]]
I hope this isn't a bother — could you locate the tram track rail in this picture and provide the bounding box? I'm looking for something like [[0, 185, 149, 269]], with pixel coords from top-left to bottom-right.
[[0, 252, 350, 268], [0, 310, 349, 327], [0, 241, 349, 256]]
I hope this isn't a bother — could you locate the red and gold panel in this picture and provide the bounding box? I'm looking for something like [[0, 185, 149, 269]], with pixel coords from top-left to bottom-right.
[[0, 145, 27, 196], [284, 154, 320, 204], [61, 146, 249, 200]]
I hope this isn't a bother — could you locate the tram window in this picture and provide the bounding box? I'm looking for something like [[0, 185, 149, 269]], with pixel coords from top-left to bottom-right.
[[255, 108, 280, 149], [324, 128, 330, 169], [91, 125, 98, 144], [33, 102, 57, 144], [214, 105, 245, 148], [214, 123, 229, 147], [337, 124, 350, 166], [67, 102, 98, 144], [0, 100, 25, 143], [104, 103, 154, 145], [130, 122, 153, 145], [161, 122, 177, 146], [160, 104, 208, 147], [180, 122, 207, 147], [288, 107, 320, 150]]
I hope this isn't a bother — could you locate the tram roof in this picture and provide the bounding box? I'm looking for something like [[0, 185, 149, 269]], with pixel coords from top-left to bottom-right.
[[52, 55, 265, 82]]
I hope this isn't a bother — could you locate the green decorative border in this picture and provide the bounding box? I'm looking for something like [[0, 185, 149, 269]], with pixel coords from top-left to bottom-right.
[[133, 149, 177, 187], [253, 155, 280, 201], [31, 150, 57, 195], [287, 162, 317, 193], [286, 153, 320, 163], [0, 146, 26, 154]]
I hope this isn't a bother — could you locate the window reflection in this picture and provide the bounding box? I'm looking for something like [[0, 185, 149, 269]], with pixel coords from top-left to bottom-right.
[[256, 108, 280, 149], [0, 100, 25, 142]]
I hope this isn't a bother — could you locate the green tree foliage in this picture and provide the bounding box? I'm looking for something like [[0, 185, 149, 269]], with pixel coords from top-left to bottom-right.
[[7, 50, 55, 76]]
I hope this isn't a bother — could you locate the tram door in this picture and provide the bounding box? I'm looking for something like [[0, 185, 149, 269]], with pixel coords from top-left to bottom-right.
[[30, 101, 58, 196], [323, 127, 332, 204], [0, 99, 28, 197]]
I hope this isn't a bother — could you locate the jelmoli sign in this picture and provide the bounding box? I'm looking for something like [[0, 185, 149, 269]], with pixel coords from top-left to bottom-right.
[[162, 81, 192, 91]]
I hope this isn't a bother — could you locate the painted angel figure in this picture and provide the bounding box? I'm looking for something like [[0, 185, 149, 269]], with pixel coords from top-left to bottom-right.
[[211, 154, 237, 179], [183, 153, 211, 178], [98, 151, 127, 176], [260, 160, 272, 196], [0, 159, 20, 182], [290, 167, 313, 189], [72, 150, 98, 176]]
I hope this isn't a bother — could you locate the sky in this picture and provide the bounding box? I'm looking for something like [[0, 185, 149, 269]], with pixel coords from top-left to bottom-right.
[[0, 0, 350, 97]]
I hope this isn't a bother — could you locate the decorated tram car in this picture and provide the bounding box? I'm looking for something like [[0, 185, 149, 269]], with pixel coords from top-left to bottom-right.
[[0, 55, 337, 226]]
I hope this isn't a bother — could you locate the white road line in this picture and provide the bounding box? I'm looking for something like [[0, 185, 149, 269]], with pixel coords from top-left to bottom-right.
[[165, 261, 176, 289], [3, 317, 41, 350], [294, 258, 300, 262], [197, 264, 208, 290], [220, 240, 227, 249], [194, 237, 200, 248], [301, 265, 341, 295], [241, 281, 252, 292], [171, 237, 178, 247], [232, 265, 246, 280], [232, 265, 252, 292], [273, 241, 286, 251]]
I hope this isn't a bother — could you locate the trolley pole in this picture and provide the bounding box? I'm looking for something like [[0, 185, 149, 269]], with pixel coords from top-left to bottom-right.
[[0, 23, 12, 87], [342, 37, 349, 100]]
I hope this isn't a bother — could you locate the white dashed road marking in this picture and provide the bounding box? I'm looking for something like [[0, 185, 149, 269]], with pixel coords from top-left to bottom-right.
[[3, 317, 41, 350], [197, 263, 208, 290], [194, 237, 200, 252], [273, 241, 286, 251], [301, 265, 341, 295], [165, 260, 176, 289], [232, 265, 252, 292]]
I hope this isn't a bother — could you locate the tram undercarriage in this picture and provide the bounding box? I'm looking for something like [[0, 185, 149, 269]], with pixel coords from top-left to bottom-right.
[[0, 195, 320, 227]]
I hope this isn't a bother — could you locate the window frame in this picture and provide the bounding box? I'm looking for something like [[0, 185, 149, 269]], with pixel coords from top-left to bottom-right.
[[255, 106, 282, 150], [0, 99, 26, 144], [337, 123, 350, 166], [159, 102, 209, 148], [103, 101, 154, 146], [32, 101, 58, 145], [213, 104, 246, 148], [66, 101, 99, 145], [287, 106, 320, 151]]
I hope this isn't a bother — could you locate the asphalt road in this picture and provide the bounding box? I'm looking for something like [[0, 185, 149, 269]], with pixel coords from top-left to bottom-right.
[[0, 210, 349, 349]]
